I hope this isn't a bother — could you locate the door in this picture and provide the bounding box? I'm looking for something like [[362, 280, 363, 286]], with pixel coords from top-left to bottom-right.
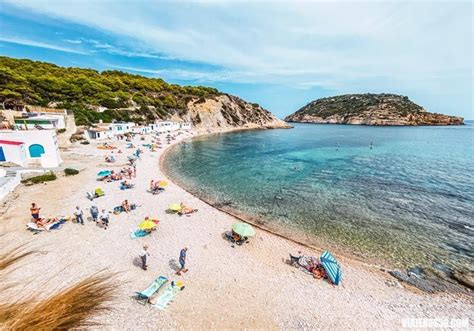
[[0, 147, 5, 161], [29, 144, 45, 158]]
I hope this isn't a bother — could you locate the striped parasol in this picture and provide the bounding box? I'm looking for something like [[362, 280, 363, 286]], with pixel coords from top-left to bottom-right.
[[320, 250, 342, 285]]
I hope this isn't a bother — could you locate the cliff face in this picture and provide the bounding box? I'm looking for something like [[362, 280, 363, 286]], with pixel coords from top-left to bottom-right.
[[0, 56, 289, 131], [180, 94, 290, 132], [285, 94, 463, 126]]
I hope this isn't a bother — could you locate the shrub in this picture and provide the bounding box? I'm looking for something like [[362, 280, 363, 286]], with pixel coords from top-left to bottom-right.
[[57, 128, 66, 134], [80, 141, 90, 145], [21, 172, 57, 185], [0, 246, 117, 329], [64, 168, 79, 176]]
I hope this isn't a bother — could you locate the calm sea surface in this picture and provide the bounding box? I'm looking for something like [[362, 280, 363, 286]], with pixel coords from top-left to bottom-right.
[[164, 122, 474, 275]]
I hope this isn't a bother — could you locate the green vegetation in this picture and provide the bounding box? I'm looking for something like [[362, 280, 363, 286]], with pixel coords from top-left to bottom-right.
[[64, 168, 79, 176], [21, 172, 57, 185], [288, 93, 424, 119], [57, 128, 67, 134], [0, 56, 220, 125]]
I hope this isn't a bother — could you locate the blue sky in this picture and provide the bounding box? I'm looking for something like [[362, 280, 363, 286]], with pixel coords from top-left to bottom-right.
[[0, 1, 472, 119]]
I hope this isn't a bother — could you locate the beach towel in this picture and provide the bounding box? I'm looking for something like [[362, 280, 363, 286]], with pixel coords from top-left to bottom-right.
[[152, 282, 183, 310], [135, 276, 168, 305], [130, 229, 150, 239]]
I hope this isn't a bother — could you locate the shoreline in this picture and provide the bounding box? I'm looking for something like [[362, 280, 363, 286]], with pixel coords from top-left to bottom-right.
[[160, 138, 383, 269], [159, 128, 474, 295], [1, 128, 472, 329]]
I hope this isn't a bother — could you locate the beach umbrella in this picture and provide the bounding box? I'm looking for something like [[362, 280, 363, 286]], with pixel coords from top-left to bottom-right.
[[169, 203, 182, 212], [97, 170, 111, 177], [158, 180, 168, 187], [138, 220, 157, 230], [320, 250, 342, 285], [232, 222, 256, 237]]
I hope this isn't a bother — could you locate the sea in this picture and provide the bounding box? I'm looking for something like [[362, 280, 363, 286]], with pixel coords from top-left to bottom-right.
[[163, 122, 474, 280]]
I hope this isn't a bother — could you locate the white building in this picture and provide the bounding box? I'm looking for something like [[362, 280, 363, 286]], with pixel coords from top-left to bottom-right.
[[0, 139, 28, 167], [108, 122, 134, 135], [0, 130, 63, 168], [155, 121, 181, 133], [83, 128, 115, 141], [180, 122, 192, 130], [14, 115, 62, 130], [131, 125, 152, 134]]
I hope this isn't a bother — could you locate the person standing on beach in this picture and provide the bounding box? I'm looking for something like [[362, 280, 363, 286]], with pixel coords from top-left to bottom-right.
[[90, 205, 99, 222], [30, 203, 41, 220], [74, 206, 84, 225], [99, 209, 109, 229], [176, 247, 188, 275], [139, 245, 150, 270], [132, 164, 137, 178]]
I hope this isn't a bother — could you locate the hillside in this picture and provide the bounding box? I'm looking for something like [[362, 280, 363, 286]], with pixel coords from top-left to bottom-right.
[[285, 94, 463, 126], [0, 56, 289, 131]]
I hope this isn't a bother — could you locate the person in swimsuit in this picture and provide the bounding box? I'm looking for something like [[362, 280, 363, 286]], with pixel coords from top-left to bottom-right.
[[30, 203, 41, 220]]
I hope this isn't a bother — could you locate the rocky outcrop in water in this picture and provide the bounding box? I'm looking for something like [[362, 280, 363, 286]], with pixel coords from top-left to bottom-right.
[[285, 94, 464, 126]]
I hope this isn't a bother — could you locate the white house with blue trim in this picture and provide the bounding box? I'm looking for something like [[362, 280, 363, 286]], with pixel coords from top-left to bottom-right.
[[0, 130, 63, 168], [108, 122, 135, 134]]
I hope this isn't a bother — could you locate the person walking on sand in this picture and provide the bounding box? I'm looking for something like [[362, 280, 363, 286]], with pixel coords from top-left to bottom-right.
[[30, 203, 41, 220], [176, 247, 188, 275], [90, 205, 99, 222], [99, 209, 109, 229], [139, 245, 150, 270], [74, 206, 84, 225]]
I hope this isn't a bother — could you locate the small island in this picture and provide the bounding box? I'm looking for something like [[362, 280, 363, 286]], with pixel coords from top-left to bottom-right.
[[285, 93, 464, 126]]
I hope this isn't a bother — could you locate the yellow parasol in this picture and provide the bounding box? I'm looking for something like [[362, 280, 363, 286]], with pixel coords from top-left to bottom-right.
[[169, 203, 182, 212], [138, 219, 157, 230], [158, 180, 168, 187]]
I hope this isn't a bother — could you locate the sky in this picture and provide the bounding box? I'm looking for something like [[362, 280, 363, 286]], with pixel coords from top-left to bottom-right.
[[0, 1, 472, 119]]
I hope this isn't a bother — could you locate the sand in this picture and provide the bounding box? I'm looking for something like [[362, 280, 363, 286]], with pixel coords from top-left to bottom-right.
[[0, 130, 472, 330]]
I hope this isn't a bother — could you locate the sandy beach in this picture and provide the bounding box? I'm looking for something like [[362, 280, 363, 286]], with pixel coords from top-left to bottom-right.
[[0, 129, 472, 330]]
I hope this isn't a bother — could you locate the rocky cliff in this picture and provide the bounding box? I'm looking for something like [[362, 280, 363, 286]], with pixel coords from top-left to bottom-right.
[[180, 94, 290, 132], [0, 56, 289, 132], [285, 94, 463, 126]]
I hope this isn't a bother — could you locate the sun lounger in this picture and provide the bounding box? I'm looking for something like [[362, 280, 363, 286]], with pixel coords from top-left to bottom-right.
[[26, 218, 66, 233], [152, 282, 183, 310], [135, 276, 168, 305]]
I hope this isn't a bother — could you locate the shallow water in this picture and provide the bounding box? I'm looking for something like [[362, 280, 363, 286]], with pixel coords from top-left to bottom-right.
[[164, 123, 474, 275]]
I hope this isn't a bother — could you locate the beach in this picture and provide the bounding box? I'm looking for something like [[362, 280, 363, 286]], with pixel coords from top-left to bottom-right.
[[0, 129, 472, 330]]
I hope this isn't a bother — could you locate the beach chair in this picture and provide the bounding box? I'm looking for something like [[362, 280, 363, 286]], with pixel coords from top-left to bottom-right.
[[135, 276, 168, 305], [95, 187, 105, 196], [153, 281, 184, 310]]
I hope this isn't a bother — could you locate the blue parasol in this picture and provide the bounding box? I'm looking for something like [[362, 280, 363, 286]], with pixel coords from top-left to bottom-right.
[[320, 250, 342, 285], [97, 170, 111, 177]]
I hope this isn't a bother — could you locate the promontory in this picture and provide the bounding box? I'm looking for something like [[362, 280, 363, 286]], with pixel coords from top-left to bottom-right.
[[285, 93, 463, 126]]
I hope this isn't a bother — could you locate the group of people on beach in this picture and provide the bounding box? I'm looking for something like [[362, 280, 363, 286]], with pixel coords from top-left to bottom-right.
[[29, 131, 194, 278]]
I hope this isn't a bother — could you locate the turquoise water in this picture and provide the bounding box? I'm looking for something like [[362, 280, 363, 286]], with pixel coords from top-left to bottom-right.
[[164, 123, 474, 275]]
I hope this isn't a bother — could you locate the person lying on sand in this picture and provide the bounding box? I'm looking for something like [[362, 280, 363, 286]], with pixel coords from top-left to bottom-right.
[[33, 217, 58, 231], [121, 200, 131, 213], [121, 180, 134, 189], [178, 203, 198, 216]]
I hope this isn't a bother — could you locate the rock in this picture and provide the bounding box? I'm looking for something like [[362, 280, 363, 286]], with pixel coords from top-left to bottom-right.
[[451, 271, 474, 290], [285, 93, 463, 126]]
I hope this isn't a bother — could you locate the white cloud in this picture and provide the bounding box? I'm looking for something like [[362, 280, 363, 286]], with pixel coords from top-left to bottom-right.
[[4, 0, 473, 116], [0, 36, 88, 54]]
